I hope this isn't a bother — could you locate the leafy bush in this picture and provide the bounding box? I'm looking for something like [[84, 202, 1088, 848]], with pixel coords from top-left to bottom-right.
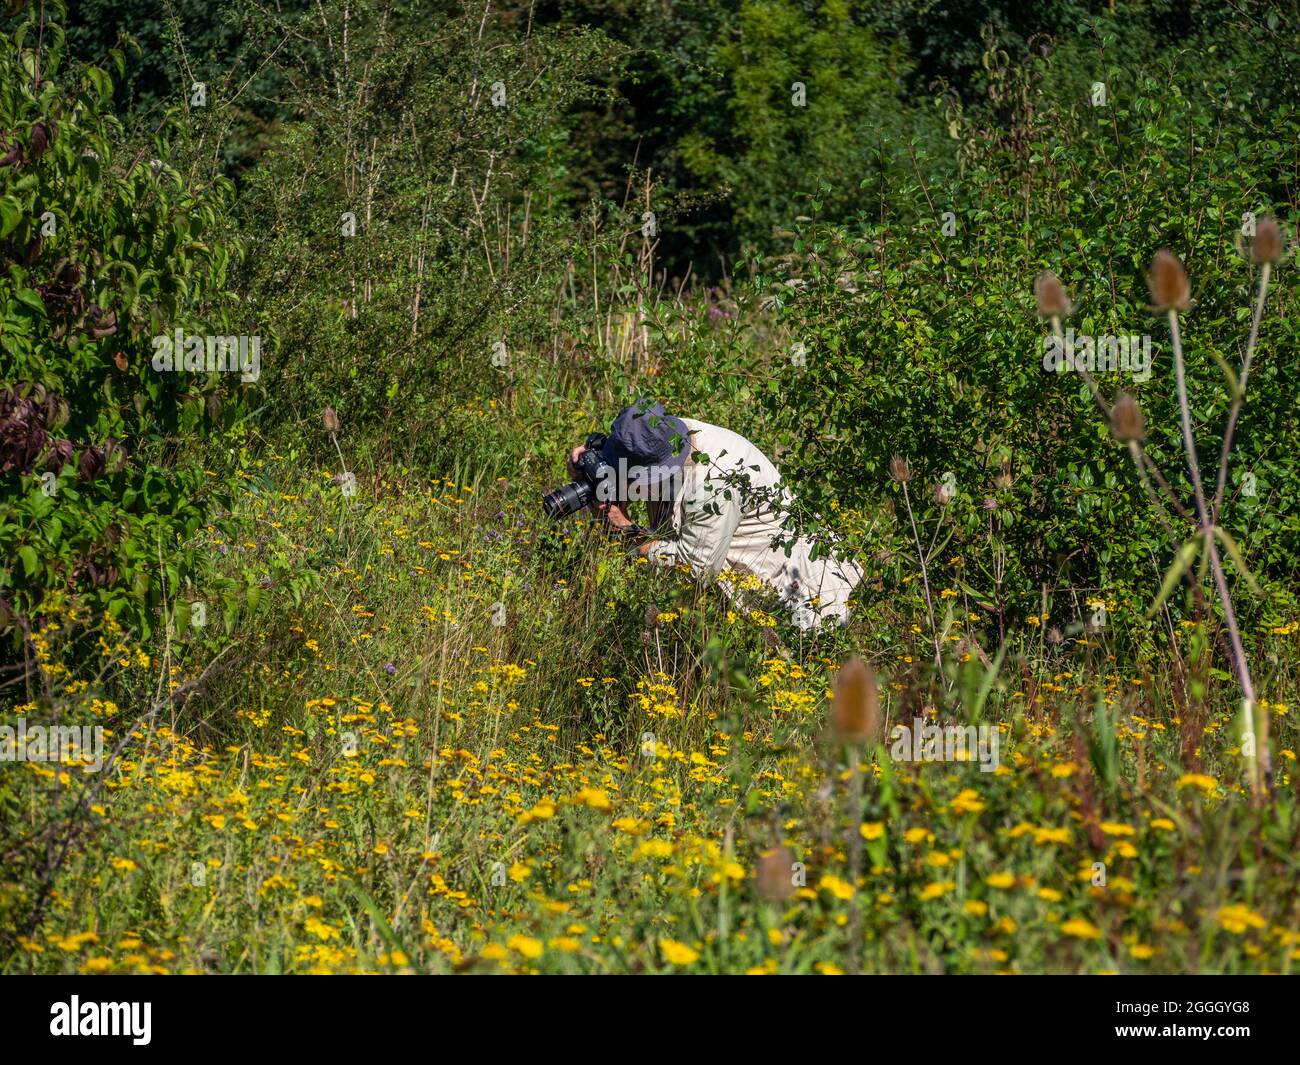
[[226, 0, 623, 466], [760, 35, 1300, 641], [0, 12, 245, 641]]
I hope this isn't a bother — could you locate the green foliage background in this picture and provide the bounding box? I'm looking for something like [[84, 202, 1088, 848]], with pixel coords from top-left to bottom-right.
[[2, 0, 1300, 979], [3, 0, 1299, 655], [760, 38, 1300, 638]]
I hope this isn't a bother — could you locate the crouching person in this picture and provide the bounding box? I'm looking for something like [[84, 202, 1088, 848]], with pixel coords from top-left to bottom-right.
[[554, 399, 862, 631]]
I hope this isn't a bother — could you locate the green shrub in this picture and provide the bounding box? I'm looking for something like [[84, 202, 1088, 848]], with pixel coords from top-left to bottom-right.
[[759, 39, 1300, 642], [226, 0, 623, 467], [0, 12, 244, 642]]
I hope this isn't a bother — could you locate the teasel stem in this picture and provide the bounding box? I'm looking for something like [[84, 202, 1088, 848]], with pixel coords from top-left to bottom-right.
[[1042, 275, 1263, 791], [1167, 308, 1266, 801], [1168, 312, 1211, 520], [1053, 311, 1222, 664], [1125, 439, 1239, 676], [1211, 262, 1271, 524], [1052, 310, 1194, 524], [1126, 441, 1182, 542], [900, 480, 942, 672], [1051, 300, 1239, 687], [847, 744, 864, 974], [1051, 314, 1111, 417], [330, 432, 350, 479], [1134, 444, 1195, 526]]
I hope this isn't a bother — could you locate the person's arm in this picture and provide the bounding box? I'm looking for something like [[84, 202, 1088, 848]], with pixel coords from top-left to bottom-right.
[[641, 479, 741, 579], [599, 501, 650, 541]]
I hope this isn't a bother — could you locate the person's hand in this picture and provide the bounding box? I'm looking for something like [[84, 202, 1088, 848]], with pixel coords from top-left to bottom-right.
[[598, 500, 635, 531], [567, 443, 587, 479]]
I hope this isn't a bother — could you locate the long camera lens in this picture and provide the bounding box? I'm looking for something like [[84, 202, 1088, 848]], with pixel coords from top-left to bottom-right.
[[541, 478, 594, 519]]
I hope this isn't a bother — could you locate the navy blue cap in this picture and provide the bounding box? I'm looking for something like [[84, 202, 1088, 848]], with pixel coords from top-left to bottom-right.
[[601, 400, 691, 488]]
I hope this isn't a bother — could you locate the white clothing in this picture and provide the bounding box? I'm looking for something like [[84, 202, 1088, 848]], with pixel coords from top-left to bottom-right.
[[648, 420, 862, 629]]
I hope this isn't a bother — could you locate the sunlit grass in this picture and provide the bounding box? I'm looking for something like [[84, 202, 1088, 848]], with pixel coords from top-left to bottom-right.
[[3, 455, 1298, 975]]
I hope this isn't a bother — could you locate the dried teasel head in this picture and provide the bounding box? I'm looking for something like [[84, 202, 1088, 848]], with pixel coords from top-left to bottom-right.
[[1251, 215, 1283, 265], [1148, 250, 1191, 312], [755, 846, 796, 902], [831, 656, 879, 743], [1034, 271, 1072, 318], [1110, 393, 1146, 443], [889, 455, 911, 484], [323, 406, 341, 433]]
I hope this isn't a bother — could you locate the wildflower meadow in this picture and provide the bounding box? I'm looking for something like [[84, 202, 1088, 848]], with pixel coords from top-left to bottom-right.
[[2, 0, 1300, 1009]]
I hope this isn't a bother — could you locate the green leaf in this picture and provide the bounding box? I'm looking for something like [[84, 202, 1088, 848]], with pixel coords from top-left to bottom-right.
[[0, 198, 23, 239], [1208, 348, 1241, 399], [350, 884, 414, 962], [1211, 525, 1261, 595], [1146, 537, 1201, 618]]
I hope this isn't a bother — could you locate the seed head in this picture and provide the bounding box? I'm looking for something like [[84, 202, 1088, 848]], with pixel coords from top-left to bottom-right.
[[323, 406, 341, 433], [1110, 393, 1146, 443], [1148, 250, 1190, 312], [1251, 216, 1283, 265], [831, 656, 879, 743], [889, 455, 911, 484], [1034, 271, 1072, 318], [755, 846, 796, 902]]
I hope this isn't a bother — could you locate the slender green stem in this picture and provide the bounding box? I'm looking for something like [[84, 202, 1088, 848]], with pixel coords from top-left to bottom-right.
[[1211, 262, 1271, 523], [900, 481, 942, 672], [1168, 309, 1266, 797], [847, 745, 864, 974]]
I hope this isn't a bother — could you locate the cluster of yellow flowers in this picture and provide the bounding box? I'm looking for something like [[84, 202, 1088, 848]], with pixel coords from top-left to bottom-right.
[[10, 456, 1294, 976]]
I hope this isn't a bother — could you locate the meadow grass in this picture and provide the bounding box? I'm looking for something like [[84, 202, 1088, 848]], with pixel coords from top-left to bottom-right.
[[5, 449, 1298, 975]]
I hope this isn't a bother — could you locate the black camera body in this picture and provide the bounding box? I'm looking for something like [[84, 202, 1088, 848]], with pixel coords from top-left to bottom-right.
[[542, 432, 611, 519]]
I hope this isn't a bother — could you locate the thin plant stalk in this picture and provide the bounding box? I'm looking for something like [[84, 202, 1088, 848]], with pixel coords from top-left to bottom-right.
[[900, 481, 942, 671], [1051, 314, 1111, 416], [847, 745, 864, 974], [1167, 309, 1267, 797], [1049, 275, 1270, 798], [1212, 262, 1272, 522]]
